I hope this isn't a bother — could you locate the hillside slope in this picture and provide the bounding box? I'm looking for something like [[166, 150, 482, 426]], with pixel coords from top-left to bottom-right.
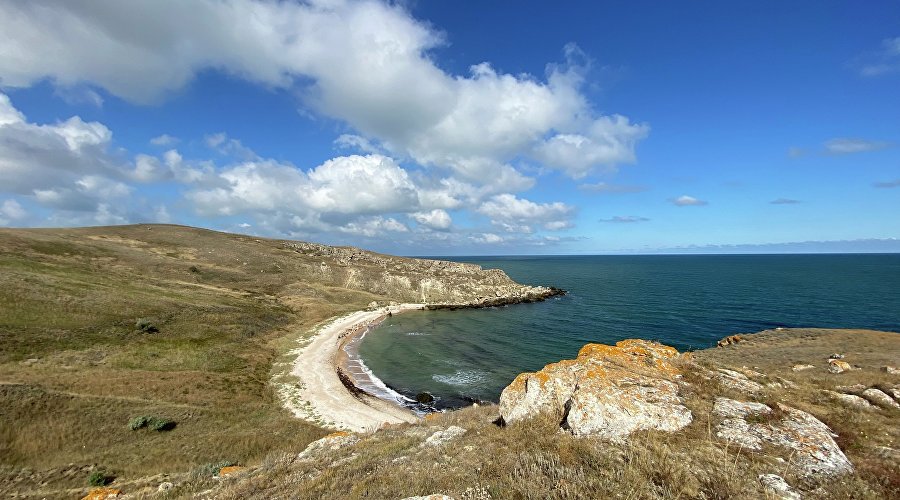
[[0, 224, 554, 498]]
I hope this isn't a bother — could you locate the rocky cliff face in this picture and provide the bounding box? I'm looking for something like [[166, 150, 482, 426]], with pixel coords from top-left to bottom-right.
[[283, 241, 562, 305]]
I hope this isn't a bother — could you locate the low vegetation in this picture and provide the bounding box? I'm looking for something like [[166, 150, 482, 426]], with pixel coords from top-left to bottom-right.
[[1, 225, 896, 498]]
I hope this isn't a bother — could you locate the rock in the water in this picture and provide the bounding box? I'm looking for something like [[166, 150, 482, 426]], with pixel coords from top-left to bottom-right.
[[861, 388, 900, 409], [714, 397, 853, 477], [758, 474, 801, 500], [416, 392, 435, 404], [792, 364, 815, 372], [298, 431, 358, 460], [423, 426, 466, 447], [499, 340, 692, 440], [717, 334, 744, 347], [828, 360, 852, 374], [823, 390, 875, 409]]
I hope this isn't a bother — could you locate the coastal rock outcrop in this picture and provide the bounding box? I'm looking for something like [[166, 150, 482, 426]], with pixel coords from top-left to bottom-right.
[[499, 340, 692, 440], [298, 431, 358, 461], [713, 397, 853, 477]]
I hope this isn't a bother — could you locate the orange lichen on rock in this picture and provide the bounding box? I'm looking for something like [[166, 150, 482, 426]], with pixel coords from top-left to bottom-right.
[[218, 466, 247, 477], [717, 334, 743, 347], [424, 412, 441, 422], [325, 431, 351, 439], [82, 488, 122, 500], [499, 339, 693, 439]]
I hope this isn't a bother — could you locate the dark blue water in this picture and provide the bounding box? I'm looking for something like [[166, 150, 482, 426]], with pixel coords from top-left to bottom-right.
[[358, 254, 900, 409]]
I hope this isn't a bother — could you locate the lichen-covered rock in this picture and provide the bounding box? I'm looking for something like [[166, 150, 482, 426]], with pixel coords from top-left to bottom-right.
[[81, 488, 122, 500], [714, 397, 853, 477], [298, 431, 359, 460], [717, 334, 744, 347], [499, 340, 692, 440], [823, 390, 876, 409], [218, 466, 246, 477], [423, 426, 467, 447], [828, 360, 852, 374], [861, 388, 900, 409], [758, 474, 801, 500], [715, 368, 764, 393]]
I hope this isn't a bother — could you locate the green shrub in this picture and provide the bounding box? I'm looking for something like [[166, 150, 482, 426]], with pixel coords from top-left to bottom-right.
[[128, 415, 176, 431], [149, 417, 176, 431], [88, 470, 112, 486], [135, 318, 159, 333], [128, 415, 151, 430]]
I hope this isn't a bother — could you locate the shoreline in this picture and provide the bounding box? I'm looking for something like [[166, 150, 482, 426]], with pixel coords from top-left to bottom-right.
[[282, 288, 566, 432], [284, 304, 424, 432]]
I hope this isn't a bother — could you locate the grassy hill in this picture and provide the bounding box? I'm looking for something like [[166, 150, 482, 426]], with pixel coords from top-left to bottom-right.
[[0, 224, 536, 497]]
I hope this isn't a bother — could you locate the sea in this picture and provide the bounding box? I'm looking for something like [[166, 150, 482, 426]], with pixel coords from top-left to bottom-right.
[[357, 254, 900, 410]]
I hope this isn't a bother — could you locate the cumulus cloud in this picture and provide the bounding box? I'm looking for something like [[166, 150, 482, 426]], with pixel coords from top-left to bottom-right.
[[411, 209, 452, 230], [0, 0, 646, 183], [599, 215, 649, 223], [339, 216, 408, 237], [533, 115, 649, 178], [477, 194, 574, 232], [670, 195, 707, 207], [770, 198, 801, 205], [824, 138, 889, 155], [0, 199, 26, 225]]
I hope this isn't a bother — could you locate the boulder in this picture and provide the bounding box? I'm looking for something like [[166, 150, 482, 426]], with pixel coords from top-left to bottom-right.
[[882, 366, 899, 375], [823, 390, 876, 410], [423, 426, 467, 447], [298, 431, 358, 460], [861, 388, 900, 409], [416, 392, 435, 404], [827, 360, 852, 374], [791, 364, 815, 372], [81, 488, 122, 500], [717, 334, 743, 347], [157, 481, 174, 492], [402, 496, 454, 500], [714, 397, 853, 477], [218, 466, 246, 477], [499, 340, 692, 440], [758, 474, 801, 500], [715, 368, 764, 393]]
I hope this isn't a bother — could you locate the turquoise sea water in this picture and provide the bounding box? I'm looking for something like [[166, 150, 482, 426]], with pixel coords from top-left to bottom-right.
[[358, 254, 900, 409]]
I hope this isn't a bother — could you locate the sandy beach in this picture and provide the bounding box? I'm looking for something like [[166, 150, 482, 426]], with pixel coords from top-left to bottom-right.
[[286, 304, 425, 432]]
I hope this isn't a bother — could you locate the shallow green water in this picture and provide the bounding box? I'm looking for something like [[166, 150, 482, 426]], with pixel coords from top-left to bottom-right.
[[358, 254, 900, 409]]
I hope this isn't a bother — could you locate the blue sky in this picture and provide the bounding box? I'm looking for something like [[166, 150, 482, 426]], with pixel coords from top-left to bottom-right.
[[0, 0, 898, 254]]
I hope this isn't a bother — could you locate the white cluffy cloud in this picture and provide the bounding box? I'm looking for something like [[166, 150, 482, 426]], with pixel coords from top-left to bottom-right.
[[856, 36, 900, 77], [824, 137, 889, 155], [670, 195, 707, 207], [477, 194, 574, 233], [0, 0, 647, 182], [411, 209, 452, 230]]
